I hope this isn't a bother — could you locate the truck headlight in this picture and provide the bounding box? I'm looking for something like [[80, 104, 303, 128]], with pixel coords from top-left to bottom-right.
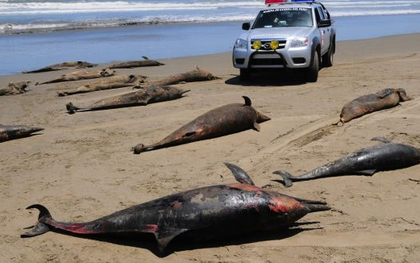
[[234, 38, 247, 49], [290, 37, 309, 48]]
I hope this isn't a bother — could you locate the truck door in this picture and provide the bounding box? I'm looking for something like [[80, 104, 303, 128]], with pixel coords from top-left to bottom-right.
[[315, 6, 331, 55]]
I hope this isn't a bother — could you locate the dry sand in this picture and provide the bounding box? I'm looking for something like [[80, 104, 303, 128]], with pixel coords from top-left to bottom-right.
[[1, 33, 420, 263]]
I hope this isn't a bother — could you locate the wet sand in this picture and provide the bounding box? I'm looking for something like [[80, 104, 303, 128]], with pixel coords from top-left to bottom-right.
[[1, 33, 420, 262]]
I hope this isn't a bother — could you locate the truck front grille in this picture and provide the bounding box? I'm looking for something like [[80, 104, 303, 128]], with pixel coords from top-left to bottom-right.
[[251, 58, 284, 66], [249, 52, 286, 67], [251, 39, 287, 50]]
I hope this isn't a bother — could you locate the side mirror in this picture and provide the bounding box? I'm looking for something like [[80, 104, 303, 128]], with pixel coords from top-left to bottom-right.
[[242, 22, 250, 30], [318, 20, 331, 28]]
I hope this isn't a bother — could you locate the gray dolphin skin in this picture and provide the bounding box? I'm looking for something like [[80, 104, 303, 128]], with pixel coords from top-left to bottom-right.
[[274, 138, 420, 187], [21, 163, 329, 253], [0, 124, 44, 142]]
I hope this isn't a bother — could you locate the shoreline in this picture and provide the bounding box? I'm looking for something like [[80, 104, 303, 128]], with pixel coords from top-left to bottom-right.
[[1, 32, 419, 79], [1, 31, 420, 263]]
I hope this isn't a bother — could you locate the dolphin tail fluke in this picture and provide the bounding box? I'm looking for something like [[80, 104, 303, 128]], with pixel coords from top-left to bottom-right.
[[66, 102, 79, 114], [21, 204, 52, 238], [273, 170, 294, 188]]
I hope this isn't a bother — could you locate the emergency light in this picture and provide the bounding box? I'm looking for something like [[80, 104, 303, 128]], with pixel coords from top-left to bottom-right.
[[265, 0, 287, 4], [265, 0, 315, 4]]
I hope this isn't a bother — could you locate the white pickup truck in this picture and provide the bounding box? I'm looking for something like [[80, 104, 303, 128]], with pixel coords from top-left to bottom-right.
[[232, 0, 336, 82]]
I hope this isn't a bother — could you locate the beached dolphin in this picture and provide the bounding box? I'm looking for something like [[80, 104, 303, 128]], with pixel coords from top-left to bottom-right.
[[22, 61, 97, 74], [141, 67, 219, 88], [66, 85, 189, 114], [0, 123, 44, 142], [338, 88, 411, 124], [274, 137, 420, 187], [21, 163, 330, 253], [109, 57, 164, 69], [57, 74, 146, 96], [37, 68, 114, 85], [0, 81, 30, 96], [132, 96, 271, 154]]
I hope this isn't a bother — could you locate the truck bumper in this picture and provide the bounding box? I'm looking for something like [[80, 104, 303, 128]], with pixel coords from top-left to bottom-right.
[[233, 46, 311, 69]]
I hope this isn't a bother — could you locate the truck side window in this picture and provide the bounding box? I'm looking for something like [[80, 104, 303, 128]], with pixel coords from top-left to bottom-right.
[[314, 8, 321, 24], [320, 4, 331, 20], [317, 7, 326, 20]]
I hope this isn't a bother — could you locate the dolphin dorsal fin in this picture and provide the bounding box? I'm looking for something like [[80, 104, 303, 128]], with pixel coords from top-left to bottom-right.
[[224, 163, 255, 185], [243, 96, 251, 106], [376, 88, 395, 99]]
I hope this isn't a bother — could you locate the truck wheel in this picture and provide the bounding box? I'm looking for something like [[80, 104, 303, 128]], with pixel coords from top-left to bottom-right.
[[322, 40, 334, 67], [240, 68, 251, 81], [307, 50, 319, 82]]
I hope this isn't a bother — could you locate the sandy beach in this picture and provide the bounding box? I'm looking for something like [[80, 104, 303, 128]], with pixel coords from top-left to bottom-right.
[[1, 33, 420, 262]]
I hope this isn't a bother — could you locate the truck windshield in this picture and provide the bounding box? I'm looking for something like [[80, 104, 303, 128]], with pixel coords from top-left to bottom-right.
[[253, 8, 313, 28]]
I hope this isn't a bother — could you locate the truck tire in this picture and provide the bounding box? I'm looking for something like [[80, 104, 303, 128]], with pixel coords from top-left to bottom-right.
[[240, 68, 251, 81], [322, 39, 334, 67], [307, 50, 319, 82]]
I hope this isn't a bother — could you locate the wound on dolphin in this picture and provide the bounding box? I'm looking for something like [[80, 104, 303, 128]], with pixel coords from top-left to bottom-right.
[[22, 163, 329, 253], [338, 88, 412, 124], [66, 85, 190, 114], [132, 96, 271, 154], [274, 137, 420, 187]]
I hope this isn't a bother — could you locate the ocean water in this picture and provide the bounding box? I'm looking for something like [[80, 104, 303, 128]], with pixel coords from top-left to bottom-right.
[[0, 0, 420, 75], [1, 0, 420, 34]]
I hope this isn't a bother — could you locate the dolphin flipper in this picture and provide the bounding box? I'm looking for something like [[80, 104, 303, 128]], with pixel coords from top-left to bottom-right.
[[155, 228, 188, 252], [371, 137, 391, 143], [224, 163, 255, 185], [353, 169, 376, 176]]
